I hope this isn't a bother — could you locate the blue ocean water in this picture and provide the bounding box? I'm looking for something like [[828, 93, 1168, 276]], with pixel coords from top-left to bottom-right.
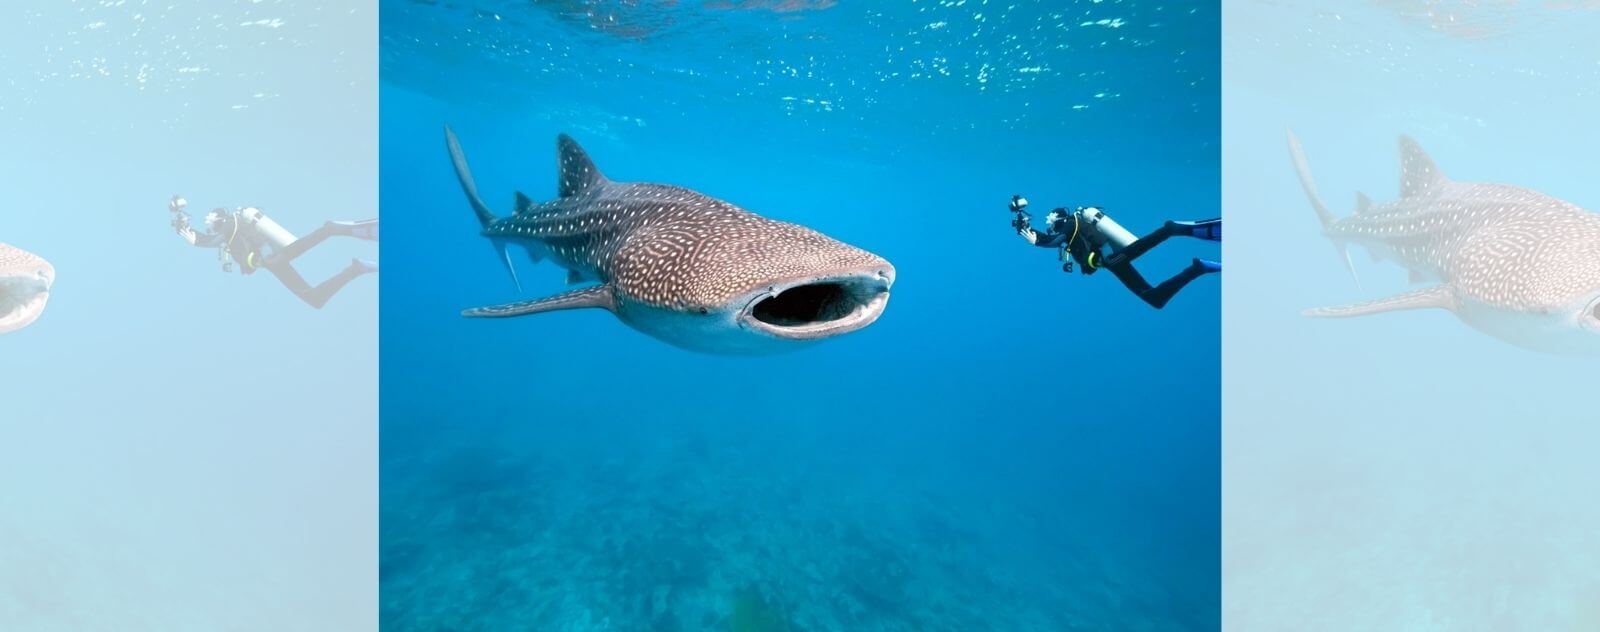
[[2, 3, 376, 628], [380, 2, 1219, 630], [1224, 3, 1600, 628]]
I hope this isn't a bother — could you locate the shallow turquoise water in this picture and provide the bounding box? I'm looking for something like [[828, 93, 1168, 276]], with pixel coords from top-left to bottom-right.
[[380, 1, 1219, 629]]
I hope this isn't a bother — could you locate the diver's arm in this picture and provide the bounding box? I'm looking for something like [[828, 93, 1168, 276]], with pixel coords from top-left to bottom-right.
[[1020, 228, 1067, 248], [170, 196, 221, 247], [171, 208, 223, 247], [175, 220, 224, 248]]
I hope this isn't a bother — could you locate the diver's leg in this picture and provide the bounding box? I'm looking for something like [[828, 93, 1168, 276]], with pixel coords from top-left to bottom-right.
[[1136, 258, 1219, 309], [1108, 222, 1183, 264], [264, 260, 374, 309], [1109, 218, 1223, 265], [266, 219, 379, 265], [1106, 262, 1162, 307]]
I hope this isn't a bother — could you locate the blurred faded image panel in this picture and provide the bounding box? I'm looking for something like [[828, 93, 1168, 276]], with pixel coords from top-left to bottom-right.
[[0, 3, 375, 630], [1225, 2, 1600, 630]]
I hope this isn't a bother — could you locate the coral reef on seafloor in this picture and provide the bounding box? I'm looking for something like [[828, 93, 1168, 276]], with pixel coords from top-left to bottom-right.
[[381, 425, 1204, 631]]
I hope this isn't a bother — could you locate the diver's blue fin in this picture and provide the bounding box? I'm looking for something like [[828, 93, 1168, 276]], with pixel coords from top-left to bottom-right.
[[1172, 218, 1221, 241], [327, 219, 379, 241]]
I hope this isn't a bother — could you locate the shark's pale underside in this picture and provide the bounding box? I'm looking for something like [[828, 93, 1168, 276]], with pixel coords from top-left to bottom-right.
[[446, 127, 895, 354], [1290, 131, 1600, 354], [0, 243, 54, 334]]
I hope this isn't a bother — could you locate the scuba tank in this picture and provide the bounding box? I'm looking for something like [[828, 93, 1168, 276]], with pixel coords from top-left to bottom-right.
[[239, 207, 297, 250], [1073, 206, 1137, 252]]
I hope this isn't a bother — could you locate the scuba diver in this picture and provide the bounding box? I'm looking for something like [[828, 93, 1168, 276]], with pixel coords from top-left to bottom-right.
[[169, 195, 378, 308], [1009, 195, 1220, 309]]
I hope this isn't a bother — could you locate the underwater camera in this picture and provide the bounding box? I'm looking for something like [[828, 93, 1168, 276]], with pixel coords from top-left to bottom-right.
[[1008, 194, 1031, 231], [168, 195, 190, 230]]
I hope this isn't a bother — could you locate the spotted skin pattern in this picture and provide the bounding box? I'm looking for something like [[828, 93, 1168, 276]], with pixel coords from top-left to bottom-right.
[[1293, 133, 1600, 354], [488, 178, 887, 312], [0, 243, 55, 334], [447, 128, 895, 353]]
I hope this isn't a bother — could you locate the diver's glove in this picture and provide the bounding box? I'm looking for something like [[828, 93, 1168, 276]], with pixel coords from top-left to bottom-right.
[[1018, 227, 1039, 244]]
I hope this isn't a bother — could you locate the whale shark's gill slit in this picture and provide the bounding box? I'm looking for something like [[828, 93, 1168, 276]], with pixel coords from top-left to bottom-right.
[[751, 281, 874, 327]]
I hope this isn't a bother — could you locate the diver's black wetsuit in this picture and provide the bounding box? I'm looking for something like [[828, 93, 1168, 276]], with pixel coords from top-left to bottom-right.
[[1029, 215, 1221, 309]]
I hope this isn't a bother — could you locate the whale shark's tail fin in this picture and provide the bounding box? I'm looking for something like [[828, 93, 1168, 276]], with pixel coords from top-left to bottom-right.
[[446, 124, 522, 292], [1287, 129, 1361, 290]]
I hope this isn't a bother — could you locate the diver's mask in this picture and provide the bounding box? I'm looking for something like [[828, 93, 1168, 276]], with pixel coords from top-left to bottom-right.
[[204, 209, 234, 233], [1045, 209, 1070, 232]]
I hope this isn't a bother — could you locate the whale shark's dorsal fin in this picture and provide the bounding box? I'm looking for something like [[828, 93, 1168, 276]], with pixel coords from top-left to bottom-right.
[[1355, 192, 1373, 214], [1398, 135, 1447, 199], [557, 134, 608, 198], [514, 191, 536, 214]]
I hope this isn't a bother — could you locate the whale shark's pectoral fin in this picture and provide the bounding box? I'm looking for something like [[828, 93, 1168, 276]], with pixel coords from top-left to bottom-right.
[[1304, 285, 1455, 319], [462, 284, 615, 318]]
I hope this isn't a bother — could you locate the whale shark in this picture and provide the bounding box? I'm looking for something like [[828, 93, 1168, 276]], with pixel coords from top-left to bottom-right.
[[0, 243, 55, 334], [445, 126, 895, 354], [1289, 130, 1600, 354]]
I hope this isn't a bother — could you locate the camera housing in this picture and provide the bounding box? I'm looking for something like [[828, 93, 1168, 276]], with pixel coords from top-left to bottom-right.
[[1008, 195, 1029, 213]]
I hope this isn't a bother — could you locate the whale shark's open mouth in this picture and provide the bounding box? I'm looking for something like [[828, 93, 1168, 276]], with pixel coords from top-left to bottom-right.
[[741, 272, 893, 340], [0, 274, 52, 333]]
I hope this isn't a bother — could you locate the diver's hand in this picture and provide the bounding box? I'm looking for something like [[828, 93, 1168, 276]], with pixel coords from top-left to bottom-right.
[[176, 224, 198, 245], [1018, 228, 1038, 244]]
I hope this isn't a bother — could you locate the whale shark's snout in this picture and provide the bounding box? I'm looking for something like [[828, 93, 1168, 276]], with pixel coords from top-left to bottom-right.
[[0, 243, 55, 334], [738, 263, 895, 341]]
